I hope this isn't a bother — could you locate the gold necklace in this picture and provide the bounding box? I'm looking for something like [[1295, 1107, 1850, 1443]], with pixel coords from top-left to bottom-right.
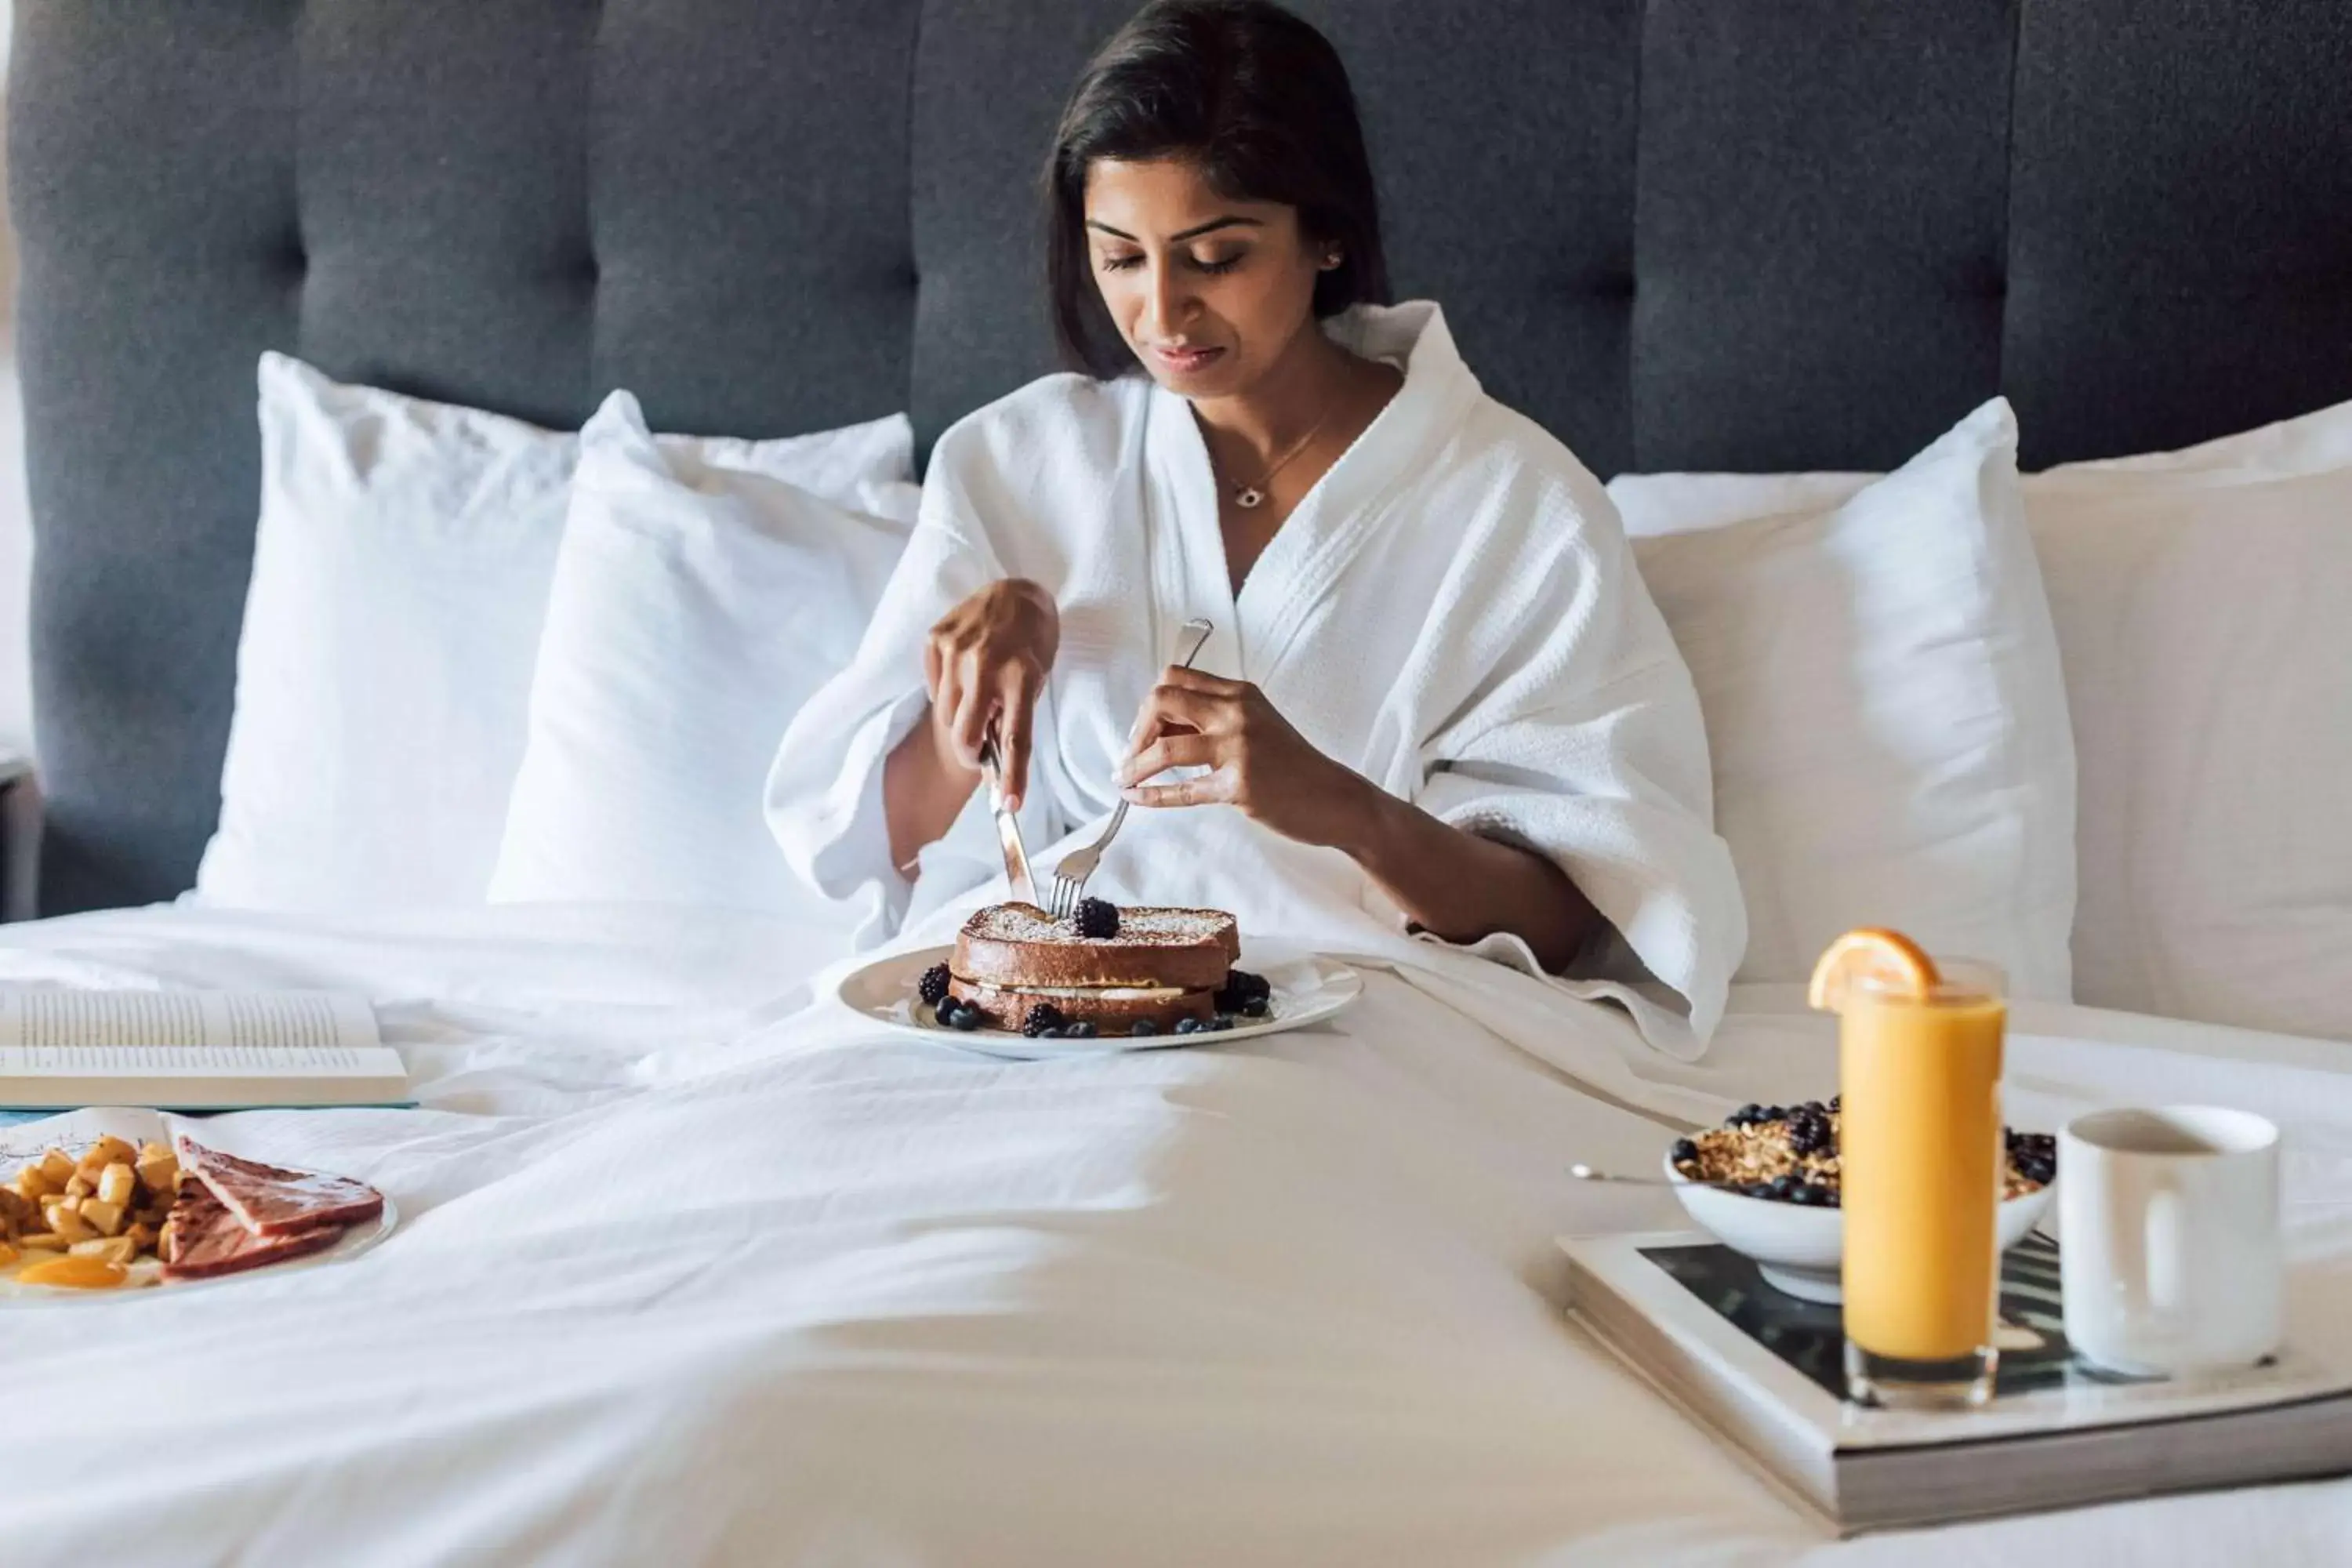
[[1225, 408, 1335, 510]]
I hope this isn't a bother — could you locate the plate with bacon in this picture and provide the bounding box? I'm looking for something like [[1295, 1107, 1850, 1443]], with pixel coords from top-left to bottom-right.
[[0, 1128, 394, 1301]]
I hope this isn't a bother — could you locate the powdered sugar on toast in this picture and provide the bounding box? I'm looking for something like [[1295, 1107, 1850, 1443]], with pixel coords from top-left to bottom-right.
[[962, 904, 1232, 947]]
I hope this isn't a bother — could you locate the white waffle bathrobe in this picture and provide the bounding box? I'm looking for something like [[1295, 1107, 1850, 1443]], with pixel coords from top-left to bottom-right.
[[768, 302, 1744, 1054]]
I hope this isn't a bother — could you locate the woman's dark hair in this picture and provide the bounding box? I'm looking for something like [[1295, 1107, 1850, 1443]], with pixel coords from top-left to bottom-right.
[[1045, 0, 1390, 377]]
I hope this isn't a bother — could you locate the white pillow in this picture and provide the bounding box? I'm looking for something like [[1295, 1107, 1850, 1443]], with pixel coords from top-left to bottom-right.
[[1612, 399, 2078, 998], [487, 392, 912, 916], [2027, 399, 2352, 1040], [195, 354, 914, 911]]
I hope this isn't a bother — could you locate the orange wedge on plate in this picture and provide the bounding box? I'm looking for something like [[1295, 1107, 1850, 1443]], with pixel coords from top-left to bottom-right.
[[1807, 927, 1940, 1012]]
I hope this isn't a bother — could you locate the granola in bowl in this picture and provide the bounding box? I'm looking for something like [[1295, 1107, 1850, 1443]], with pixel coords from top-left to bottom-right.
[[1668, 1098, 2057, 1207]]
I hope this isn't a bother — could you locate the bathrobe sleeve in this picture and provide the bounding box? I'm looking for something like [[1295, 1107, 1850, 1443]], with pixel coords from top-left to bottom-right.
[[765, 427, 1029, 940], [1404, 450, 1747, 1049]]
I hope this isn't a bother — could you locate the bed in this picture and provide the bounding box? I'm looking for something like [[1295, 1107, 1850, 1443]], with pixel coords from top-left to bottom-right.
[[9, 2, 2352, 1563]]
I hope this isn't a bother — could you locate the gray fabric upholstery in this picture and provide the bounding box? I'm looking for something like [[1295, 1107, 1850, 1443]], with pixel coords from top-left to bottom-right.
[[12, 0, 2352, 913]]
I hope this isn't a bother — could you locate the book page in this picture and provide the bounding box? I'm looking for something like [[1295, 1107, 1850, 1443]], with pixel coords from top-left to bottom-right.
[[0, 991, 378, 1054]]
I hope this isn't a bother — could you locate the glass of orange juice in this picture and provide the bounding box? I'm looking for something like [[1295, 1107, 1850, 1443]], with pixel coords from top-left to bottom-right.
[[1817, 932, 2006, 1410]]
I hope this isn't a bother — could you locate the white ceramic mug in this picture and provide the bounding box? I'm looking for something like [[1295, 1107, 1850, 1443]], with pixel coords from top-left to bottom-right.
[[2059, 1106, 2282, 1377]]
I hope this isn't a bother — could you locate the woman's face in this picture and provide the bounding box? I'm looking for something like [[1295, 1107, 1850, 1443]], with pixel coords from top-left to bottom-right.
[[1082, 157, 1330, 401]]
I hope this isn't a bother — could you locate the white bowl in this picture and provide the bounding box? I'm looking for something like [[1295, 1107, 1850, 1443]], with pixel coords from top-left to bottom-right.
[[1664, 1152, 2056, 1304]]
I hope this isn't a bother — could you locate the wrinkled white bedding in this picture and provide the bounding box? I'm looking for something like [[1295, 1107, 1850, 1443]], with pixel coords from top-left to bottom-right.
[[3, 901, 2350, 1566]]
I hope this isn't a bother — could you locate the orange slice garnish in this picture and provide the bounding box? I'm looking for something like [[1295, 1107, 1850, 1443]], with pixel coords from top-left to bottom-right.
[[1807, 927, 1940, 1013], [16, 1254, 127, 1290]]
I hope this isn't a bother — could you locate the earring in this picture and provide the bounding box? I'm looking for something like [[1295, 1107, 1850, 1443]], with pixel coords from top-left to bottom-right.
[[1323, 252, 1342, 269]]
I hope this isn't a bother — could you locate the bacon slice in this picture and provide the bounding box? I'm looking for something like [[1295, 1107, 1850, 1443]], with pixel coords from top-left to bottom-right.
[[176, 1138, 384, 1237], [161, 1177, 345, 1281]]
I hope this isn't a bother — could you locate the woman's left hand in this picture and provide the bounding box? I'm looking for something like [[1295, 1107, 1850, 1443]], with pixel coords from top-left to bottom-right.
[[1114, 667, 1374, 847]]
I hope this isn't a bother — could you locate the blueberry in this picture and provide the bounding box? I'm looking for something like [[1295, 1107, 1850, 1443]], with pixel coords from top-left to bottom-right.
[[1670, 1138, 1699, 1164], [947, 1008, 982, 1032], [1065, 1021, 1097, 1040], [1762, 1105, 1788, 1124], [1240, 997, 1270, 1018], [1210, 1017, 1235, 1032], [1744, 1183, 1775, 1200], [1071, 898, 1120, 940], [1129, 1020, 1160, 1037], [1731, 1104, 1763, 1128], [1828, 1095, 1842, 1112], [1791, 1184, 1824, 1207], [1799, 1100, 1826, 1118], [1769, 1175, 1798, 1200], [1174, 1017, 1203, 1035]]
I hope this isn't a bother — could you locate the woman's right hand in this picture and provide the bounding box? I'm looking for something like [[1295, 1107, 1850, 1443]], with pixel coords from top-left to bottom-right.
[[922, 578, 1059, 810]]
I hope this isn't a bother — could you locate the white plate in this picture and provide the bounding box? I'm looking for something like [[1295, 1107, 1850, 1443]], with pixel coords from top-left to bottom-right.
[[836, 941, 1362, 1060], [0, 1194, 397, 1306]]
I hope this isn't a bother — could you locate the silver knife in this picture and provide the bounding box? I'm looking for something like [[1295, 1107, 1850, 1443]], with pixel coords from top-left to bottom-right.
[[978, 735, 1037, 907]]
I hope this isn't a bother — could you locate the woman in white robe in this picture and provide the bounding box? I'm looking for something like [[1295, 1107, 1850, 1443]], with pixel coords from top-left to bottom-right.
[[769, 0, 1744, 1052]]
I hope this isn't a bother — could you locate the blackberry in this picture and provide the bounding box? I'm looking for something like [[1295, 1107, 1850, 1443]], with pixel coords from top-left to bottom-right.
[[1071, 898, 1121, 940], [1788, 1114, 1833, 1157], [1021, 1002, 1068, 1039], [916, 964, 952, 1007], [1214, 969, 1272, 1014]]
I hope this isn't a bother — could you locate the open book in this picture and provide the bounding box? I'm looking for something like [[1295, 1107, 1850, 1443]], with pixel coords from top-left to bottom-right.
[[1562, 1229, 2352, 1534], [0, 991, 408, 1110]]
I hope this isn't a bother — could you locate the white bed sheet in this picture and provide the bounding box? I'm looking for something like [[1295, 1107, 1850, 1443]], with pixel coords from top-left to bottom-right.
[[1, 901, 2349, 1566]]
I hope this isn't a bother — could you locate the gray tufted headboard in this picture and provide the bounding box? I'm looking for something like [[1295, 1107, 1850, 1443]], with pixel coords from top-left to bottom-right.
[[11, 0, 2352, 916]]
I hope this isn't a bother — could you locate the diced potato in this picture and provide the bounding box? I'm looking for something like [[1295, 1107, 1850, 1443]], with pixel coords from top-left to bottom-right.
[[16, 1231, 62, 1252], [63, 1173, 93, 1201], [68, 1235, 136, 1265], [37, 1149, 75, 1187], [78, 1198, 125, 1237], [125, 1221, 158, 1252], [136, 1152, 179, 1198], [85, 1134, 137, 1169], [43, 1203, 94, 1243], [13, 1164, 58, 1201], [96, 1162, 136, 1209]]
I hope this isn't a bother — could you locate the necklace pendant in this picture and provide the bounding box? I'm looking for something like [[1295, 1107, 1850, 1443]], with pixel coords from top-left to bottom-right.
[[1235, 485, 1265, 510]]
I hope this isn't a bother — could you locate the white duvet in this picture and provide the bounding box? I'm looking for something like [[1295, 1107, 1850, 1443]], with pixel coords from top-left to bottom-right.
[[3, 900, 2351, 1566]]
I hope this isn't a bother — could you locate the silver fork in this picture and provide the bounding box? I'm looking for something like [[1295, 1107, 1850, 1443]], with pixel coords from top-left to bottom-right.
[[1043, 615, 1214, 919]]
